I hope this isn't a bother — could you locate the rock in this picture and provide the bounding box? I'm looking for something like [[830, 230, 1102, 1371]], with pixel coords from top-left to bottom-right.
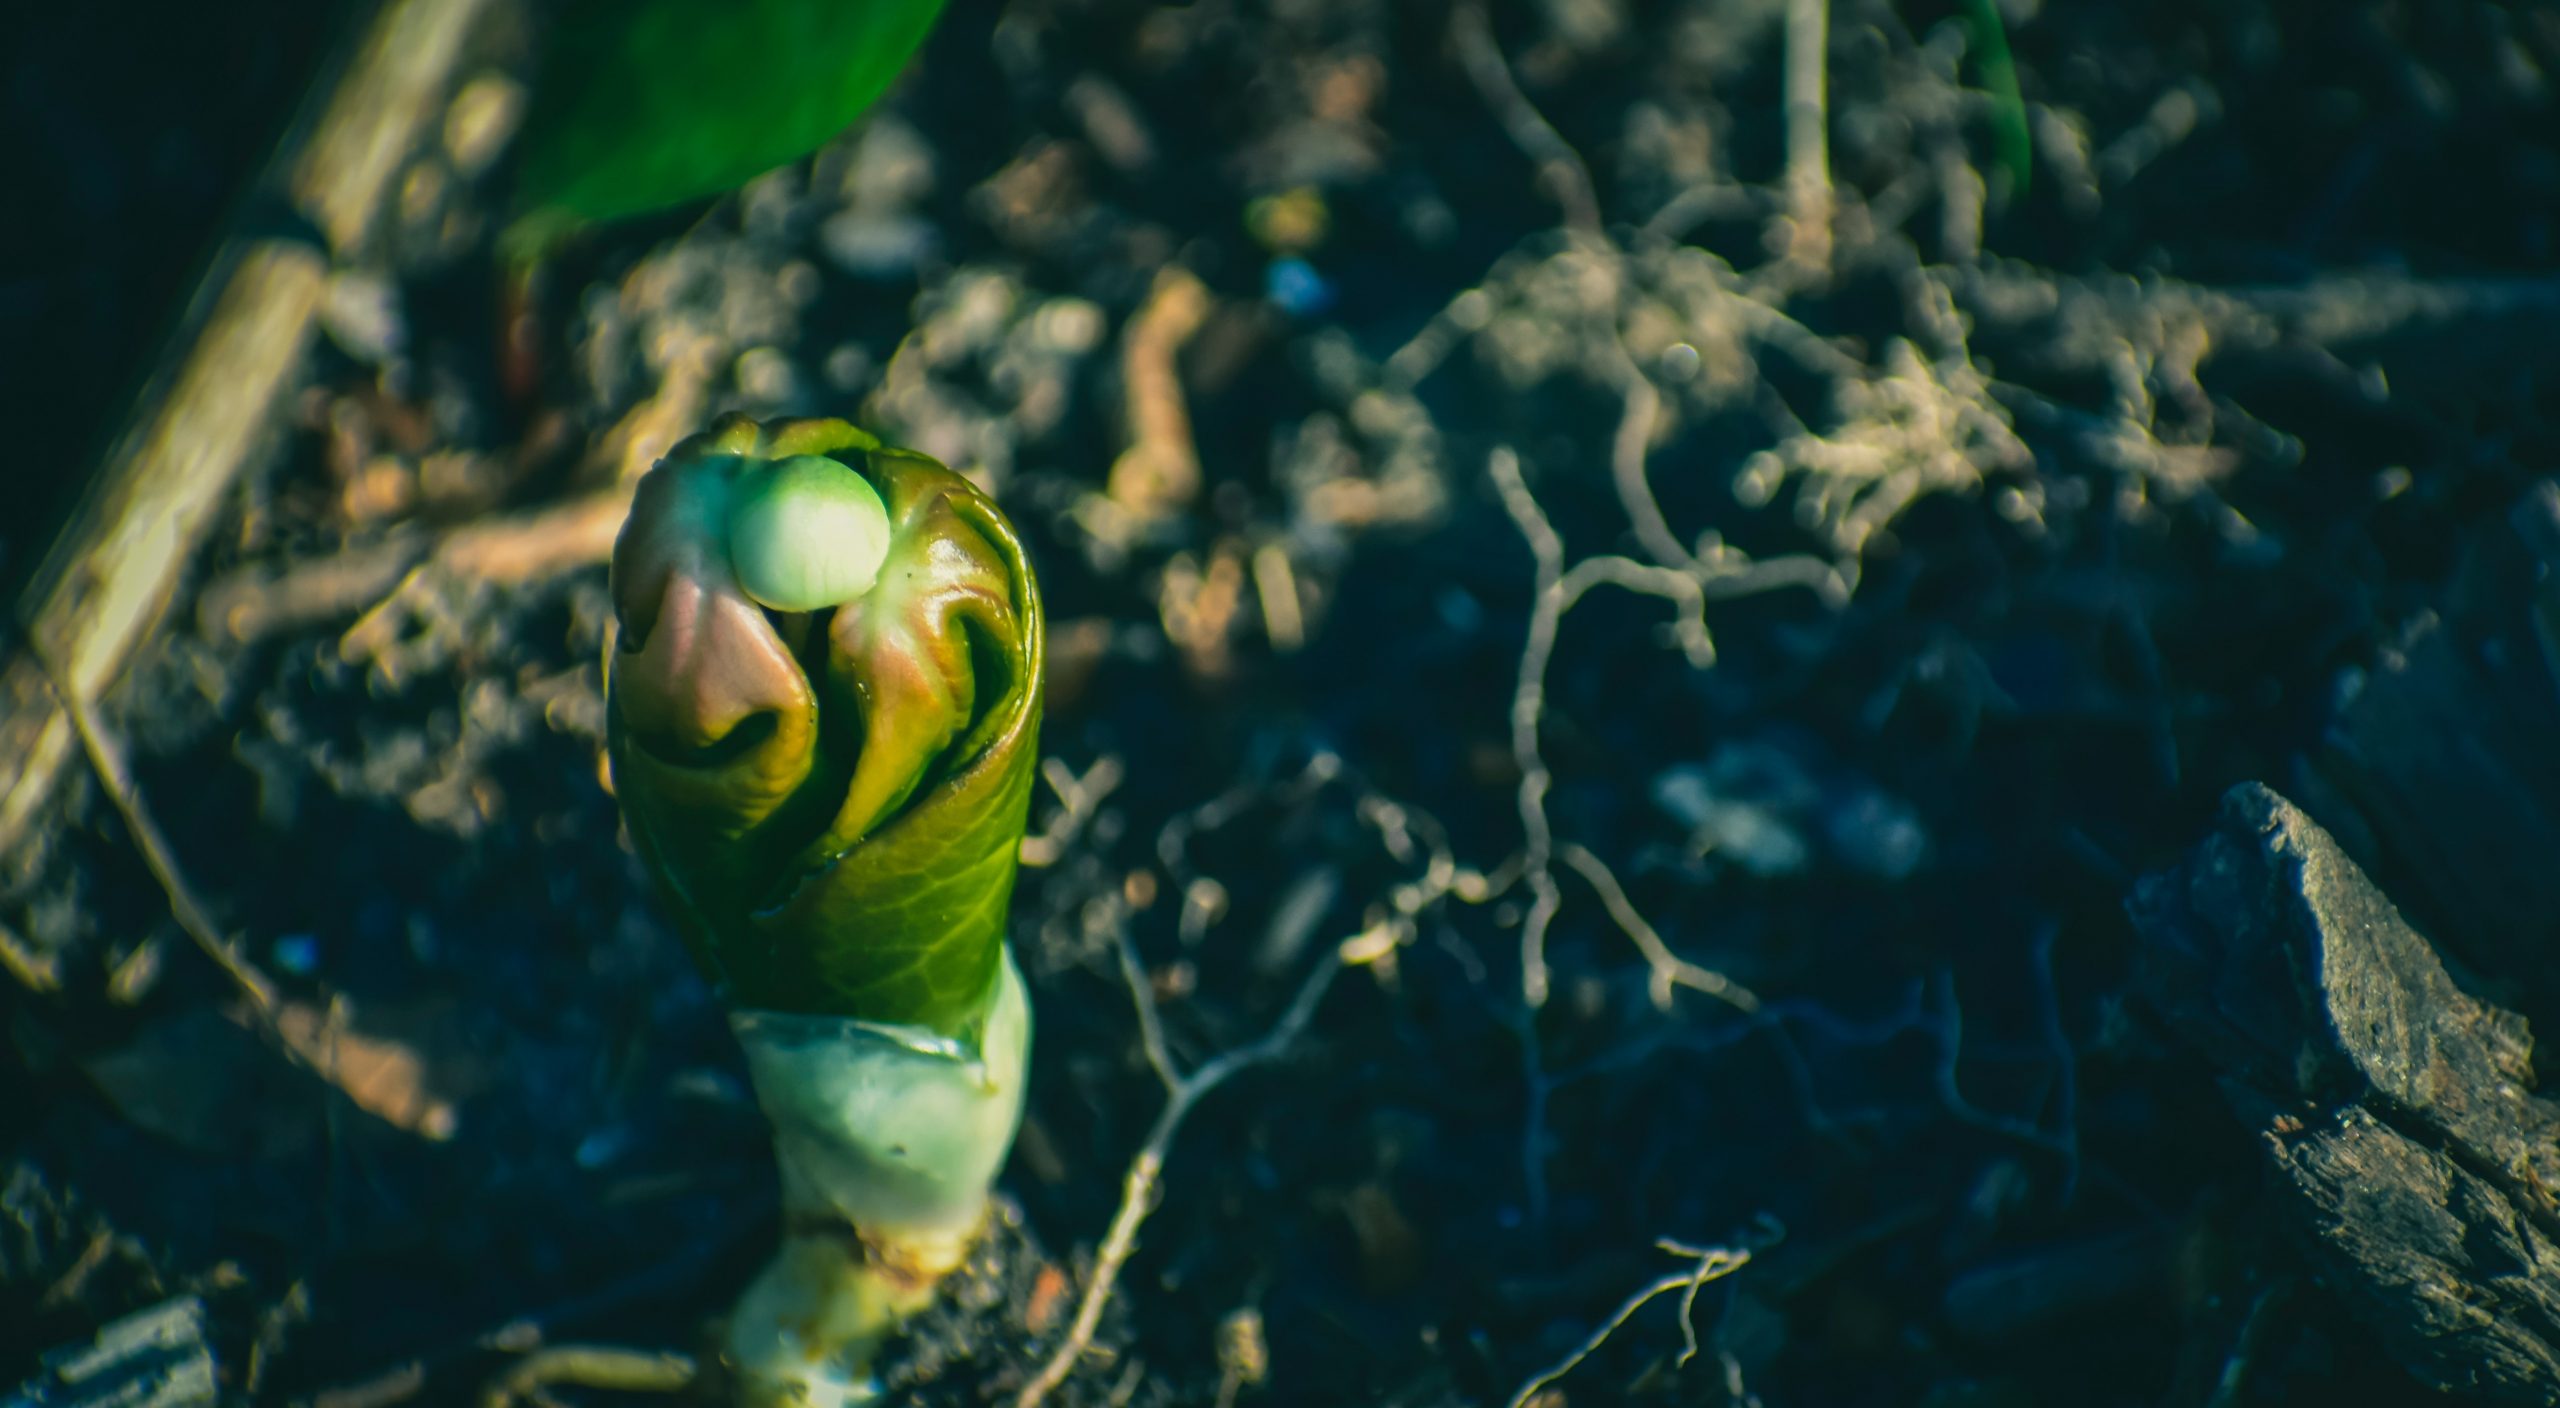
[[2130, 783, 2560, 1404]]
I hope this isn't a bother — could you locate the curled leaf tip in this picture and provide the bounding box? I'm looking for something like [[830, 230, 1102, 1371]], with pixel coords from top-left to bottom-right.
[[728, 455, 893, 612]]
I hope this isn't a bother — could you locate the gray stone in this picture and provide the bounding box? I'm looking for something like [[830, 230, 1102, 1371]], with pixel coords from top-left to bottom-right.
[[2131, 783, 2560, 1403]]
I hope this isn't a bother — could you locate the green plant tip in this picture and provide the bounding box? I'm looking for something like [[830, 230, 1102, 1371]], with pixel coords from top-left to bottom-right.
[[727, 455, 893, 612]]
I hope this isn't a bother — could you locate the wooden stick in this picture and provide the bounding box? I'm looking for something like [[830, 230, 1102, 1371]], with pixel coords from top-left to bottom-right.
[[0, 0, 498, 858]]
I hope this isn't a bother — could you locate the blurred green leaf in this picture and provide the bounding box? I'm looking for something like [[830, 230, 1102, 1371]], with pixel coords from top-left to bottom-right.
[[505, 0, 949, 261]]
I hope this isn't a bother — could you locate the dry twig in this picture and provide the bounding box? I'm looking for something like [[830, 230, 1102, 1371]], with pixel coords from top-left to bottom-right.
[[1502, 1237, 1760, 1408], [0, 917, 64, 994], [1450, 1, 1603, 241], [49, 664, 281, 1016], [1490, 445, 1725, 1231], [1011, 932, 1345, 1408], [0, 0, 499, 859], [1780, 0, 1835, 276], [1021, 754, 1128, 868], [1558, 844, 1758, 1014], [1445, 6, 1847, 607], [1019, 758, 1472, 1407], [1490, 447, 1712, 1011], [45, 659, 458, 1140]]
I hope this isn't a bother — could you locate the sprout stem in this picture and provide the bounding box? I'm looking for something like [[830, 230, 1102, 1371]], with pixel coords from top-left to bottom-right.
[[726, 953, 1031, 1405], [606, 415, 1042, 1398]]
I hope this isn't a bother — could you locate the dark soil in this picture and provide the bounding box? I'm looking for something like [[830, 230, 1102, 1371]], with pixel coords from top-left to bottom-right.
[[10, 0, 2560, 1404]]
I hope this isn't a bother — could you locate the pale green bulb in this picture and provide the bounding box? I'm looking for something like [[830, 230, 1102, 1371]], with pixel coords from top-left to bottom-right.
[[726, 455, 892, 612]]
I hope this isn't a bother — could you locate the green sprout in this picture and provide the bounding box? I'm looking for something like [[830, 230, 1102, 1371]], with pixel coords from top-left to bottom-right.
[[606, 414, 1041, 1404]]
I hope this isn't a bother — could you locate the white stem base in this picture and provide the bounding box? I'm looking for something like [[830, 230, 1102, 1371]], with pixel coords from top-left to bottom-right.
[[723, 952, 1030, 1406]]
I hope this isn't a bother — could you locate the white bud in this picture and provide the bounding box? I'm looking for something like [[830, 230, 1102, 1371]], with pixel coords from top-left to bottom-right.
[[725, 454, 892, 611]]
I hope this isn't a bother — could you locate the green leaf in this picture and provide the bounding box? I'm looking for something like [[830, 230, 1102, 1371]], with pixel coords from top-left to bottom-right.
[[505, 0, 950, 261], [607, 415, 1042, 1039]]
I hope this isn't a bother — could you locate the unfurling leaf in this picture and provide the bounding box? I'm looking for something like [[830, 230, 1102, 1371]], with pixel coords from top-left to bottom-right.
[[607, 415, 1042, 1037]]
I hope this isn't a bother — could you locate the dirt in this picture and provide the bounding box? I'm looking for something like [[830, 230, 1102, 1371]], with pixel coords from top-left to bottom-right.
[[9, 0, 2560, 1404]]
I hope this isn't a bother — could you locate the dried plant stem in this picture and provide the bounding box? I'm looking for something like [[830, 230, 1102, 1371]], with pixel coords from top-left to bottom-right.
[[1781, 0, 1834, 276], [0, 0, 497, 859], [1014, 931, 1345, 1408], [1490, 448, 1712, 1011], [46, 659, 280, 1017], [1449, 0, 1847, 617], [1021, 755, 1128, 868], [0, 918, 63, 994], [46, 657, 461, 1140], [1558, 845, 1759, 1014], [1503, 1239, 1758, 1408], [1451, 1, 1602, 241], [1491, 445, 1724, 1230]]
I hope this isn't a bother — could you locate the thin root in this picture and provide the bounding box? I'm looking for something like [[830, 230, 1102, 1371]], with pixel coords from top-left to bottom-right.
[[1503, 1237, 1762, 1408]]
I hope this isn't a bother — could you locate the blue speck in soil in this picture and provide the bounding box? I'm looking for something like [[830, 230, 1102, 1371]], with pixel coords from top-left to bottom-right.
[[272, 932, 321, 975], [1265, 257, 1335, 317], [576, 1125, 635, 1170]]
